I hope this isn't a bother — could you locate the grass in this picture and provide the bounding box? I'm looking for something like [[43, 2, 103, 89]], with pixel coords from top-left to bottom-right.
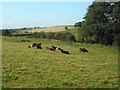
[[21, 26, 74, 33], [2, 36, 118, 88]]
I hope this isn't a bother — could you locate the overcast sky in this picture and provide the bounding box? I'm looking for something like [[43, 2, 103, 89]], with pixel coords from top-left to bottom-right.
[[1, 2, 92, 29]]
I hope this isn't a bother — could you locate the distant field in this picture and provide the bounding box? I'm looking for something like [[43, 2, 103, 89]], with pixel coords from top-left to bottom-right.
[[2, 36, 118, 88], [23, 26, 74, 33]]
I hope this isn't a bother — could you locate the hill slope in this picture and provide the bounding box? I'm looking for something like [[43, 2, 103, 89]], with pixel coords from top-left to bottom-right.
[[23, 26, 74, 33], [2, 36, 118, 88]]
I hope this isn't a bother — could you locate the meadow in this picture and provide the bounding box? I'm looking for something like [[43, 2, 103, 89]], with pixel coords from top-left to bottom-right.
[[2, 36, 118, 88], [21, 26, 74, 33]]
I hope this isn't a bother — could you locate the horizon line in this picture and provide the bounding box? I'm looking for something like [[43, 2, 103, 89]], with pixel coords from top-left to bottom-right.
[[0, 24, 75, 30]]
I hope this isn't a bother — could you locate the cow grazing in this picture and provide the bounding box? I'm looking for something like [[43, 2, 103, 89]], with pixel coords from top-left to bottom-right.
[[58, 48, 70, 54], [36, 43, 42, 49], [51, 45, 58, 50], [32, 43, 38, 47], [79, 48, 88, 53], [28, 45, 32, 48], [46, 47, 55, 51]]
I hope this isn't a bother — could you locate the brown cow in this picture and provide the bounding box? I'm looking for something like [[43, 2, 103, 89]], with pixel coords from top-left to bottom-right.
[[28, 45, 32, 48], [46, 47, 55, 51]]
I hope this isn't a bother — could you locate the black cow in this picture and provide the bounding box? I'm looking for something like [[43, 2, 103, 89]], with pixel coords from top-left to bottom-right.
[[58, 48, 70, 54], [51, 45, 58, 50], [79, 48, 88, 53], [36, 43, 42, 49]]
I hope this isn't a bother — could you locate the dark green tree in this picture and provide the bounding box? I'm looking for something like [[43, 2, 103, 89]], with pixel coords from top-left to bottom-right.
[[2, 29, 11, 36], [74, 21, 82, 27], [64, 26, 68, 30], [80, 1, 120, 45]]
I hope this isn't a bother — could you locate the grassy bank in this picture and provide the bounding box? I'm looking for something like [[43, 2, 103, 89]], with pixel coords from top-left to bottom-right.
[[2, 36, 118, 88]]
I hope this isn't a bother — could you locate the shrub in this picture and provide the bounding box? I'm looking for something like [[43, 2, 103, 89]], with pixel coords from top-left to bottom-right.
[[65, 33, 76, 42], [40, 32, 46, 38], [65, 26, 68, 30], [45, 32, 55, 39]]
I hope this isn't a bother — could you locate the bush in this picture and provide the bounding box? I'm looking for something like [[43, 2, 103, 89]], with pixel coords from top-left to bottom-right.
[[32, 32, 41, 38], [20, 39, 31, 42], [59, 33, 66, 41], [45, 32, 55, 39], [65, 26, 68, 30], [40, 32, 46, 38], [65, 33, 76, 42], [2, 29, 11, 36], [27, 32, 76, 42]]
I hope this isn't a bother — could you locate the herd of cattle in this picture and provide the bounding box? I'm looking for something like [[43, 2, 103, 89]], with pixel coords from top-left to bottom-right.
[[28, 42, 88, 54]]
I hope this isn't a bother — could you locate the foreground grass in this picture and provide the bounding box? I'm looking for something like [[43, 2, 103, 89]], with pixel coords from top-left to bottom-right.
[[2, 36, 118, 88]]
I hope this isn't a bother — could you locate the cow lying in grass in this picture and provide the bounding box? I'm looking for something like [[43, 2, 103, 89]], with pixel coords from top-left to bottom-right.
[[58, 47, 70, 54], [32, 43, 38, 47], [28, 45, 32, 48], [36, 43, 42, 49], [46, 45, 58, 51], [79, 48, 88, 53], [46, 45, 70, 54], [51, 45, 58, 50], [46, 47, 55, 51], [28, 42, 42, 49]]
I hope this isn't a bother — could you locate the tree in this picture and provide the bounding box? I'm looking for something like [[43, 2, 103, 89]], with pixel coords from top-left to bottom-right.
[[80, 1, 120, 45], [74, 21, 82, 27], [2, 29, 11, 36], [65, 26, 68, 30]]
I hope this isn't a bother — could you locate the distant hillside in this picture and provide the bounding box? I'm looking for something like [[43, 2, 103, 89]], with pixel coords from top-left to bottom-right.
[[22, 26, 74, 33]]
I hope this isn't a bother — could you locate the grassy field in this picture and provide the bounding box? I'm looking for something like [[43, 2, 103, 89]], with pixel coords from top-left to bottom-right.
[[21, 26, 74, 33], [2, 36, 118, 88]]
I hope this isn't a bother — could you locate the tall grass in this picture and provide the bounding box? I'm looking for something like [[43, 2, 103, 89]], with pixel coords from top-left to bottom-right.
[[2, 36, 118, 88]]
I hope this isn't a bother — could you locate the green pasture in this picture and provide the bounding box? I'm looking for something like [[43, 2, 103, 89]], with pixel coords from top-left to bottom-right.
[[2, 36, 118, 88]]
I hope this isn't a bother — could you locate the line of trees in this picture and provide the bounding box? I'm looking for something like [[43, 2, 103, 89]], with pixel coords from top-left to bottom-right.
[[1, 28, 76, 42], [77, 1, 120, 46], [0, 29, 16, 36]]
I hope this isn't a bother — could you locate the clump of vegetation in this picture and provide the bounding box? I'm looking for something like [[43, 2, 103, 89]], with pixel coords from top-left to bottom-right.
[[28, 32, 76, 42], [77, 1, 120, 46], [20, 39, 31, 42], [1, 29, 16, 36], [64, 26, 68, 30]]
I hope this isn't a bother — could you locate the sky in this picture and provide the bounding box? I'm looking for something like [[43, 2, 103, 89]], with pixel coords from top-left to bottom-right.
[[0, 2, 92, 29]]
